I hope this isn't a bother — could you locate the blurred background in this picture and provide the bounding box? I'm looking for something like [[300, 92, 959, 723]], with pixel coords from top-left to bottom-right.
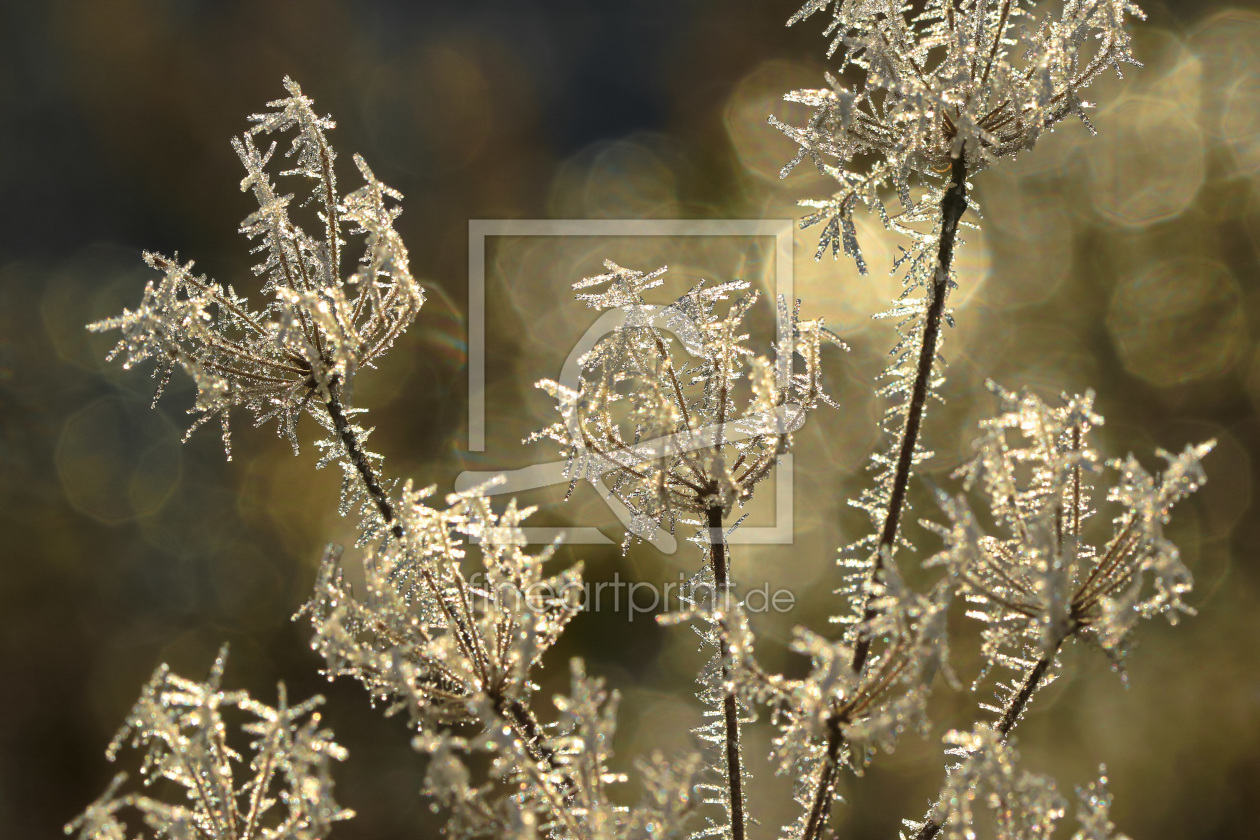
[[2, 0, 1258, 837]]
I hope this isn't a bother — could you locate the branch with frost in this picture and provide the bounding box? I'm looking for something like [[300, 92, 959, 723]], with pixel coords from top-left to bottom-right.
[[904, 726, 1131, 840], [88, 77, 422, 544], [905, 386, 1211, 839], [67, 647, 352, 840]]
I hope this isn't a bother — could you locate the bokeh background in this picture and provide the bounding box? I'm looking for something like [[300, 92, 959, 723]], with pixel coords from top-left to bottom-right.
[[2, 0, 1259, 838]]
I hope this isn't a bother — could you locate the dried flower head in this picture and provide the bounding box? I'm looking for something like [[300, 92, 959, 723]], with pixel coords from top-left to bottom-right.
[[776, 0, 1146, 265], [67, 647, 352, 840], [532, 261, 843, 550], [298, 481, 581, 732], [89, 77, 423, 459], [926, 386, 1213, 698]]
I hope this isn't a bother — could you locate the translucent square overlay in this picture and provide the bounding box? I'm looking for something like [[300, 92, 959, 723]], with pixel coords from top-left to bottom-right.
[[457, 219, 795, 552]]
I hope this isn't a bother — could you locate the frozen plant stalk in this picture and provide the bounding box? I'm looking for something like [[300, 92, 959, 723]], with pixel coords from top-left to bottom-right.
[[772, 3, 1147, 835], [533, 262, 842, 840]]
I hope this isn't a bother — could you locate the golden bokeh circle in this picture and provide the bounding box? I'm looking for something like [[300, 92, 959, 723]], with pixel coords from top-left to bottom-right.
[[1106, 258, 1247, 386]]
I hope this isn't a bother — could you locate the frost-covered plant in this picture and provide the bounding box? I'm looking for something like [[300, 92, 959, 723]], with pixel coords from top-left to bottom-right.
[[82, 3, 1214, 840], [929, 388, 1212, 723], [917, 726, 1130, 840], [86, 79, 706, 840], [532, 261, 843, 551], [777, 0, 1145, 266], [87, 76, 423, 542], [297, 481, 581, 747], [68, 647, 352, 840], [764, 3, 1155, 836], [532, 261, 842, 840]]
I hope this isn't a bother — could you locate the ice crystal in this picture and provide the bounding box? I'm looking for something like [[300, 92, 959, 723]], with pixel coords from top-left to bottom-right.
[[777, 0, 1146, 266], [298, 482, 581, 732], [909, 728, 1132, 840], [927, 726, 1065, 840], [926, 386, 1213, 709], [89, 77, 423, 464], [67, 647, 351, 840], [532, 261, 843, 550]]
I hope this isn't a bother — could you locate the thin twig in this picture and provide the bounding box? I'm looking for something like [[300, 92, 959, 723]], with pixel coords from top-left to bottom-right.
[[802, 148, 969, 840], [854, 146, 969, 672], [709, 503, 747, 840]]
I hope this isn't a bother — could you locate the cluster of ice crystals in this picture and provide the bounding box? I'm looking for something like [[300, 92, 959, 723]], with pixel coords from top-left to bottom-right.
[[67, 647, 351, 840], [927, 386, 1213, 701], [777, 0, 1145, 267], [89, 76, 423, 461], [532, 261, 843, 551], [417, 661, 700, 840], [298, 482, 581, 731], [909, 728, 1131, 840]]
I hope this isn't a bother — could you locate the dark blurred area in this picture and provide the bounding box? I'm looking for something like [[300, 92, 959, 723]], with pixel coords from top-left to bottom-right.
[[2, 1, 1258, 838]]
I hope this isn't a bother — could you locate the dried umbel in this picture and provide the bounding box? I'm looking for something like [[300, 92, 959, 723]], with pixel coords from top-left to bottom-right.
[[532, 261, 843, 551], [67, 647, 352, 840], [298, 482, 704, 840], [927, 388, 1213, 705], [89, 77, 423, 461], [916, 726, 1130, 840], [298, 482, 582, 732], [777, 0, 1145, 266], [894, 388, 1210, 840]]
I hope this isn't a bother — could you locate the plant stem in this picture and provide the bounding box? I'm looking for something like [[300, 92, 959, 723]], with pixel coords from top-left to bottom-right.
[[802, 717, 844, 840], [709, 503, 747, 840], [323, 380, 403, 541], [854, 148, 969, 673], [911, 634, 1068, 840], [802, 150, 969, 840]]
